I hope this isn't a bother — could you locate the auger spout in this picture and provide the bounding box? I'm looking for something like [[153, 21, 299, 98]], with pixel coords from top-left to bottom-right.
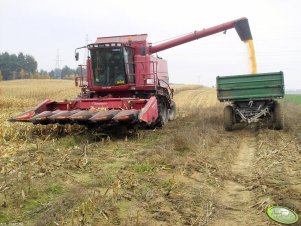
[[150, 17, 253, 54], [234, 18, 252, 41]]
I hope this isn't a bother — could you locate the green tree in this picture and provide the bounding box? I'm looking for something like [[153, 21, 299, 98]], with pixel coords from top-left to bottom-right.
[[24, 54, 37, 74], [0, 52, 12, 80], [19, 68, 26, 79], [0, 52, 38, 80], [61, 65, 72, 78], [17, 52, 25, 69]]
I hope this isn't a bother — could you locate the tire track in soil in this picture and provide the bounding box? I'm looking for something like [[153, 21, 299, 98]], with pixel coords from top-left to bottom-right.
[[210, 133, 264, 226]]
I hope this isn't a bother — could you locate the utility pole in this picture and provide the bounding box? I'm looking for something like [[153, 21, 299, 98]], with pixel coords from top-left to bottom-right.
[[83, 34, 91, 63], [55, 49, 63, 79]]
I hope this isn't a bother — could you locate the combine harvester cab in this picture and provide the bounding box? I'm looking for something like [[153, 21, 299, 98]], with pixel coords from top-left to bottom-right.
[[10, 17, 253, 130]]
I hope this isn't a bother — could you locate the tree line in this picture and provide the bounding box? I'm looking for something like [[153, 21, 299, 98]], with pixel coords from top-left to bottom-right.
[[0, 52, 82, 81]]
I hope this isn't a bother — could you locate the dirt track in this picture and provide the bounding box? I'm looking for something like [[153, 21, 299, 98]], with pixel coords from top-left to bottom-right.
[[212, 133, 258, 225], [0, 81, 301, 225], [173, 87, 301, 226]]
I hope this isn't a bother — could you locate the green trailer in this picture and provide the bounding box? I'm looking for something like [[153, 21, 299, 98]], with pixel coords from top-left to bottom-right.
[[216, 71, 284, 130]]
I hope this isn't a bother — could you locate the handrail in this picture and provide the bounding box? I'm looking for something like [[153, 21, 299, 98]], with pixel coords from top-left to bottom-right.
[[78, 64, 86, 87], [133, 61, 159, 86]]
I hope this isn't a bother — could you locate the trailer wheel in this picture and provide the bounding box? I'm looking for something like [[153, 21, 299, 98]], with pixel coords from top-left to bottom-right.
[[168, 101, 176, 121], [273, 102, 283, 130], [224, 105, 234, 131]]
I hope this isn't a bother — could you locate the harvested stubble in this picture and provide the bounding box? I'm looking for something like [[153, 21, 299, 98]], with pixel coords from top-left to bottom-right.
[[1, 80, 301, 225]]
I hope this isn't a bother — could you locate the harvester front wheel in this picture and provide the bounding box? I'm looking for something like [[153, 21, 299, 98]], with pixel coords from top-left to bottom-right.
[[157, 99, 168, 127], [224, 105, 234, 131], [273, 102, 284, 130], [168, 101, 176, 121]]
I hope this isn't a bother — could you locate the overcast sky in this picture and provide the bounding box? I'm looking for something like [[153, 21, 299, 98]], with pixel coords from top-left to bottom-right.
[[1, 0, 300, 89]]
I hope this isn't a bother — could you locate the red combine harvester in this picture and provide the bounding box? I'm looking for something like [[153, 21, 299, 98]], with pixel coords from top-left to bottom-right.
[[10, 18, 253, 130]]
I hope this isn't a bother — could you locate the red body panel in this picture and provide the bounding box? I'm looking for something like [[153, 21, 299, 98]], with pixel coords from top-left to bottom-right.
[[150, 56, 168, 88], [86, 59, 93, 90], [138, 96, 158, 124]]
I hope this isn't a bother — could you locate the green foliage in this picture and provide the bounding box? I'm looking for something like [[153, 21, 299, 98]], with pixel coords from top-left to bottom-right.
[[49, 65, 83, 79], [0, 211, 13, 223], [0, 52, 37, 80], [46, 183, 64, 195], [133, 162, 154, 173], [31, 73, 51, 79], [285, 94, 301, 105], [160, 179, 174, 189], [22, 184, 64, 214], [56, 136, 82, 148], [64, 74, 77, 80], [0, 52, 80, 80]]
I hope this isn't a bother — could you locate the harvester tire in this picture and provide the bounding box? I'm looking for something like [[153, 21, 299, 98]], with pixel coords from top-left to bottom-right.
[[224, 105, 234, 131], [157, 99, 168, 127], [273, 102, 284, 130], [168, 101, 176, 121]]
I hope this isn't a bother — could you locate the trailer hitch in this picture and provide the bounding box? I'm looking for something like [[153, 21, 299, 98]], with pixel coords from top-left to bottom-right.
[[236, 107, 270, 124]]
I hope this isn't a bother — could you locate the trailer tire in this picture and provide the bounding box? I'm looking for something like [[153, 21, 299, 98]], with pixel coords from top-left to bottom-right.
[[224, 105, 234, 131], [273, 102, 283, 130], [168, 101, 176, 121]]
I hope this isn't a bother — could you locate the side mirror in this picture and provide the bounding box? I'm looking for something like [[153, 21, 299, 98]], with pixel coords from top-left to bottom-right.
[[75, 52, 79, 61]]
